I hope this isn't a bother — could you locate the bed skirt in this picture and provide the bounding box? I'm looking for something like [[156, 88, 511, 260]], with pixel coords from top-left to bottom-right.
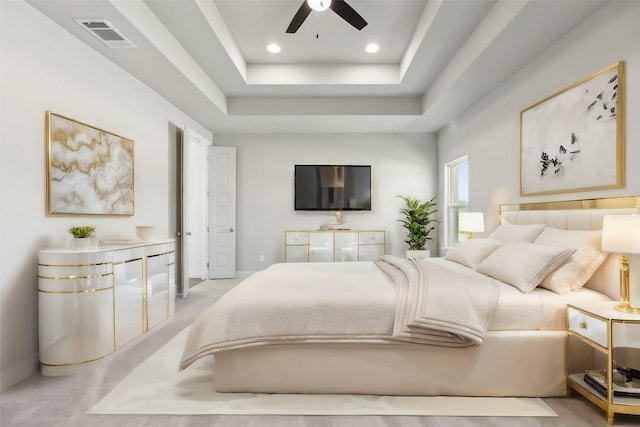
[[213, 330, 569, 397]]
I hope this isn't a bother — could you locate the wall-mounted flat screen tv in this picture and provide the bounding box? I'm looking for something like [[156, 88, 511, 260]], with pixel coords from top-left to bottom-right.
[[294, 165, 371, 211]]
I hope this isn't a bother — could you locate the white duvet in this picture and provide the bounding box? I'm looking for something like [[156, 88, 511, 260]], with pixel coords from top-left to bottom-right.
[[179, 255, 499, 370]]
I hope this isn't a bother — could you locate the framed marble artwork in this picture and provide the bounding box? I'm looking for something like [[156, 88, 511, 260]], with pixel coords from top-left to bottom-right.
[[520, 61, 624, 196], [46, 111, 134, 215]]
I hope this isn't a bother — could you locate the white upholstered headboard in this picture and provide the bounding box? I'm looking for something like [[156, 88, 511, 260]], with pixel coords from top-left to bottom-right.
[[499, 196, 639, 300]]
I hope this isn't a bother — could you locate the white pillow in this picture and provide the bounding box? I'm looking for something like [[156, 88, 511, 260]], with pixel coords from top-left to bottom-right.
[[534, 227, 608, 292], [534, 227, 602, 249], [488, 223, 546, 243], [539, 246, 609, 294], [444, 239, 503, 269], [475, 242, 576, 293]]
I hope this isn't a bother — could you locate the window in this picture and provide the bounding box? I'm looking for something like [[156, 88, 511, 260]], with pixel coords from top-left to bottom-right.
[[444, 156, 469, 248]]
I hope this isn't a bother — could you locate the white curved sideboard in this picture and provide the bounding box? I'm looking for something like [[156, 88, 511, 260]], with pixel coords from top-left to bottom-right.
[[38, 239, 176, 376]]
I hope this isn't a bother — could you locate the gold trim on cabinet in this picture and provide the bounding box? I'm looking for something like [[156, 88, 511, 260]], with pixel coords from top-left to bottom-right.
[[112, 272, 117, 350], [113, 257, 143, 266], [38, 285, 114, 294], [147, 251, 175, 258], [38, 261, 112, 268], [38, 272, 113, 280], [40, 352, 112, 367], [143, 257, 148, 332]]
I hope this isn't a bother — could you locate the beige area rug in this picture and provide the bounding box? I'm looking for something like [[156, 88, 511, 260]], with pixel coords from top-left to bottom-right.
[[88, 328, 557, 417]]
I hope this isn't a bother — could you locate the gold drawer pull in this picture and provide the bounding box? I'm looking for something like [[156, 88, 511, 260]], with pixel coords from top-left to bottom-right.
[[579, 321, 588, 330]]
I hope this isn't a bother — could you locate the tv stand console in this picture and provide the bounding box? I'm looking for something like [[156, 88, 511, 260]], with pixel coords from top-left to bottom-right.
[[285, 229, 385, 262]]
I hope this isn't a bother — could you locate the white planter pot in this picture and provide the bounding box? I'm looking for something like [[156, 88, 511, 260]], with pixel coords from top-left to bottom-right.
[[406, 249, 430, 259], [71, 237, 91, 250]]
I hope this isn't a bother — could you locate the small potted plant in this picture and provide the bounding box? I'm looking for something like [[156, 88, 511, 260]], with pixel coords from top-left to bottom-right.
[[398, 195, 438, 259], [68, 226, 96, 250]]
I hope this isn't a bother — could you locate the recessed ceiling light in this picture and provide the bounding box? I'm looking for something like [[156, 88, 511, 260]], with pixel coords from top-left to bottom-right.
[[267, 44, 281, 53], [365, 43, 379, 54]]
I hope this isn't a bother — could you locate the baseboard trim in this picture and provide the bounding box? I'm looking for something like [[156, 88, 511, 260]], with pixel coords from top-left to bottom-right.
[[1, 354, 39, 392]]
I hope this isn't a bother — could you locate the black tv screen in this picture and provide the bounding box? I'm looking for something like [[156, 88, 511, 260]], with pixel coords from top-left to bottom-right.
[[294, 165, 371, 211]]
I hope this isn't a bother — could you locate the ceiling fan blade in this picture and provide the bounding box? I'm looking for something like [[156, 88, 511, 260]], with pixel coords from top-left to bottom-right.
[[330, 0, 367, 30], [286, 1, 312, 33]]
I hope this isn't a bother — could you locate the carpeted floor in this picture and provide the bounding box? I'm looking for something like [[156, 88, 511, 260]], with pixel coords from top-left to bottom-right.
[[1, 276, 639, 427]]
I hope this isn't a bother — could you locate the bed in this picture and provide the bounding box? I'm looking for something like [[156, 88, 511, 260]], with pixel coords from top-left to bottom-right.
[[180, 196, 639, 397]]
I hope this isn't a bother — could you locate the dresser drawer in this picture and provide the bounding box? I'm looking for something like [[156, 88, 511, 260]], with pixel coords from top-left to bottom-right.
[[359, 231, 385, 245], [285, 232, 309, 245], [568, 307, 608, 348]]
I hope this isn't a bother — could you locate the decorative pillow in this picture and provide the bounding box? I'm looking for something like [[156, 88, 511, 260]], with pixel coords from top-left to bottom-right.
[[444, 239, 503, 269], [488, 223, 546, 243], [534, 227, 608, 292], [475, 242, 576, 293], [539, 246, 609, 294]]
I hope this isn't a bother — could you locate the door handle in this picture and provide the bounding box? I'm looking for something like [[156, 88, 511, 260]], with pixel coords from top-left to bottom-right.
[[186, 231, 192, 236], [229, 228, 234, 232]]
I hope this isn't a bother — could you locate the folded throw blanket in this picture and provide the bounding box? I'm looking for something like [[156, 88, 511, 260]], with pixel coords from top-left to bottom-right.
[[180, 256, 499, 370], [374, 255, 499, 347]]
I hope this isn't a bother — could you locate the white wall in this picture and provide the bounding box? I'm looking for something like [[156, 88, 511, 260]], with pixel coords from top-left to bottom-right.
[[438, 1, 640, 237], [213, 133, 438, 271], [0, 1, 211, 390]]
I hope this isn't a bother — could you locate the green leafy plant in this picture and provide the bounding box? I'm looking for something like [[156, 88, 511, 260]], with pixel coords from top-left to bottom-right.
[[398, 195, 438, 250], [67, 226, 95, 239]]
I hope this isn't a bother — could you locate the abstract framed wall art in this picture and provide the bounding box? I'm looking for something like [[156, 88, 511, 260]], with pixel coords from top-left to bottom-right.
[[520, 61, 624, 196], [46, 111, 134, 215]]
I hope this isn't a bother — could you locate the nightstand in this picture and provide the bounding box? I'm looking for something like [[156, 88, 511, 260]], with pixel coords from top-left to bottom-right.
[[567, 301, 640, 424]]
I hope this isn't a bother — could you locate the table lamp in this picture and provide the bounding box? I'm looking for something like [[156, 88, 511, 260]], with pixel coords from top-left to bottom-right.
[[602, 215, 640, 313], [459, 212, 485, 239]]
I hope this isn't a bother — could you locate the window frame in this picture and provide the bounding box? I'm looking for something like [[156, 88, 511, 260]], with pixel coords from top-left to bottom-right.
[[443, 156, 469, 249]]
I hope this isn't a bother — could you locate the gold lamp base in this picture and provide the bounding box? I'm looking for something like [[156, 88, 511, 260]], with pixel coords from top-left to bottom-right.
[[614, 302, 640, 314], [614, 254, 640, 313]]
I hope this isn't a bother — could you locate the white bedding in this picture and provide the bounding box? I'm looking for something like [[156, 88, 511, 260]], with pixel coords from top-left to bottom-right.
[[180, 255, 612, 371], [428, 258, 611, 330], [180, 256, 499, 369]]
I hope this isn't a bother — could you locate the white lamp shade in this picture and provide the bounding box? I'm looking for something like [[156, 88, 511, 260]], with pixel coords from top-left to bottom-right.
[[602, 215, 640, 254], [459, 212, 485, 233]]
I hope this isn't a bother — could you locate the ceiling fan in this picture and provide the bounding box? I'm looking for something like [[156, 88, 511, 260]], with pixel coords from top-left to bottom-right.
[[286, 0, 368, 34]]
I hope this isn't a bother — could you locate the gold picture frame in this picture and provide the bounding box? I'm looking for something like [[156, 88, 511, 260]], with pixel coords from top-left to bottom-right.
[[520, 61, 624, 196], [46, 111, 134, 215]]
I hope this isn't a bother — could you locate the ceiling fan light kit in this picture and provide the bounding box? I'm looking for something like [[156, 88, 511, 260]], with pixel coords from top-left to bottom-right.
[[308, 0, 331, 12], [286, 0, 367, 34]]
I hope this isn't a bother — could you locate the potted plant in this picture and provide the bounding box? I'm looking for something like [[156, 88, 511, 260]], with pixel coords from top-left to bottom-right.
[[68, 226, 96, 250], [398, 195, 438, 259]]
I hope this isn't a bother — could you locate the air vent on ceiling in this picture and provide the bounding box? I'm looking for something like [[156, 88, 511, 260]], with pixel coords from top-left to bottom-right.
[[75, 19, 136, 48]]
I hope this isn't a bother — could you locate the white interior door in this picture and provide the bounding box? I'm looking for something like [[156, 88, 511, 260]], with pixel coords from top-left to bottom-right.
[[187, 139, 209, 280], [209, 147, 236, 279], [182, 127, 211, 298]]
